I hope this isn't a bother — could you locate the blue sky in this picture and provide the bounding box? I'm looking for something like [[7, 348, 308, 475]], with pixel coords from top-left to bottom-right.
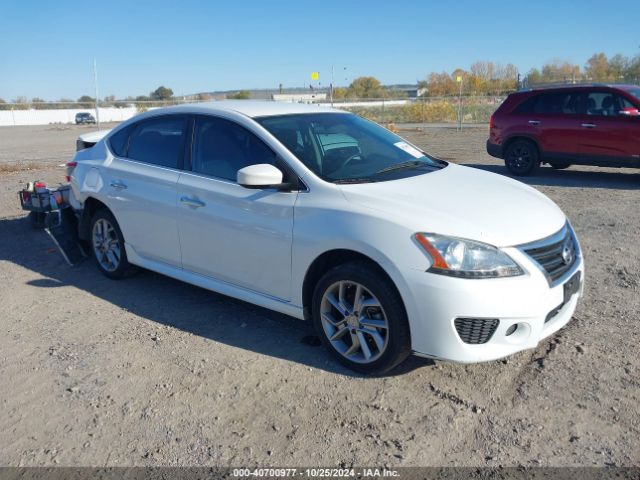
[[1, 0, 639, 100]]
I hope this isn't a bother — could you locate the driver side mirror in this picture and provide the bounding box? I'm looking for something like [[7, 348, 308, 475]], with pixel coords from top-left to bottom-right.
[[619, 107, 640, 116], [237, 164, 290, 190]]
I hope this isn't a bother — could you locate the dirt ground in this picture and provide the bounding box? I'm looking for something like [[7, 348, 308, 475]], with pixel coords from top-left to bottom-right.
[[0, 123, 638, 468]]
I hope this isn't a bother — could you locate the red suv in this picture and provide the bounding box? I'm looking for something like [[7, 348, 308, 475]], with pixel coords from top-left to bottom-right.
[[487, 84, 640, 175]]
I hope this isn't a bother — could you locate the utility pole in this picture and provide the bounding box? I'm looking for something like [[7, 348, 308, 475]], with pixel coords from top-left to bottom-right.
[[456, 75, 463, 131], [330, 65, 334, 107], [93, 59, 101, 130]]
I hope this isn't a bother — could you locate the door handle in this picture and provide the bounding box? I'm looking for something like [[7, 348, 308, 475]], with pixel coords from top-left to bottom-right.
[[528, 120, 541, 125], [581, 123, 597, 128], [180, 196, 206, 208], [110, 181, 127, 190]]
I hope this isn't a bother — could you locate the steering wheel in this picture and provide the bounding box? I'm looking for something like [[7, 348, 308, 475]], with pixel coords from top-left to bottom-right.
[[338, 152, 363, 171]]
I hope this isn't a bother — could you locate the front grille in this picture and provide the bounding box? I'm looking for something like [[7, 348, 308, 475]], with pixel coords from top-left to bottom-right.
[[454, 318, 499, 344], [522, 225, 577, 284]]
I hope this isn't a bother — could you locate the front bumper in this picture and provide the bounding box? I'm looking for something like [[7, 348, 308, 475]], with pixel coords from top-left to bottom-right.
[[404, 245, 584, 363]]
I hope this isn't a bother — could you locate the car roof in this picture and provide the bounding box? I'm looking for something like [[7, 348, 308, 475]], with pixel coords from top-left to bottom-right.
[[518, 83, 638, 94], [151, 100, 343, 118]]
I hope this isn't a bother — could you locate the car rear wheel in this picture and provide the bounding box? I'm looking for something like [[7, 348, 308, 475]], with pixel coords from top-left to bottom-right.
[[90, 209, 136, 279], [504, 140, 539, 176], [312, 261, 410, 374]]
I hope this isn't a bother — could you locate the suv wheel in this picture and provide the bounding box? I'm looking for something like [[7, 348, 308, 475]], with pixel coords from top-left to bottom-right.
[[312, 261, 410, 374], [90, 209, 136, 279], [504, 140, 539, 176]]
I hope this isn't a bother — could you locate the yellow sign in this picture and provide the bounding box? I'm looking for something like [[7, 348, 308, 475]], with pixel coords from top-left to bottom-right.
[[311, 71, 319, 81], [456, 75, 462, 83]]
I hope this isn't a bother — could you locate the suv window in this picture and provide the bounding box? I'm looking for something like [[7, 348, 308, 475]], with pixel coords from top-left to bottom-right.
[[127, 116, 187, 168], [192, 116, 277, 181], [585, 91, 629, 116], [515, 92, 582, 115]]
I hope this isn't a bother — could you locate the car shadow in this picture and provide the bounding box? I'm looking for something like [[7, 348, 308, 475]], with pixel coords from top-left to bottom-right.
[[0, 215, 434, 378], [462, 163, 640, 190]]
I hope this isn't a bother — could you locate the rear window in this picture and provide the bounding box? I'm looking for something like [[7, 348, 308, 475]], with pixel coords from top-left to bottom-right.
[[126, 116, 188, 169], [108, 124, 134, 157]]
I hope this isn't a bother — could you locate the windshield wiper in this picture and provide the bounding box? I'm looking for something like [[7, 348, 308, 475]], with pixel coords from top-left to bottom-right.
[[373, 160, 430, 176], [333, 177, 378, 184]]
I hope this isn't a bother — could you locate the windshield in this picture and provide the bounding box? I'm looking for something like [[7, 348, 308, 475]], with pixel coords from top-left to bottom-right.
[[627, 88, 640, 100], [256, 113, 446, 183]]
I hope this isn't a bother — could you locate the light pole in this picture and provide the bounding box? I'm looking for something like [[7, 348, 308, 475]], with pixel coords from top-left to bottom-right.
[[93, 59, 101, 130]]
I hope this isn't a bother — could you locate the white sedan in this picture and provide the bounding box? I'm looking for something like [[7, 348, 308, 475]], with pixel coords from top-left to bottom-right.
[[68, 101, 584, 373]]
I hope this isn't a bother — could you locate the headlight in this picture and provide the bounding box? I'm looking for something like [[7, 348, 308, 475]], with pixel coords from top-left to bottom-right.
[[415, 233, 524, 278]]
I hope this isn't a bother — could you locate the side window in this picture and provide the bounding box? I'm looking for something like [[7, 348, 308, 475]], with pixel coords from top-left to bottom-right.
[[532, 92, 577, 115], [127, 116, 187, 168], [108, 124, 135, 157], [586, 92, 626, 116], [192, 117, 277, 181], [514, 95, 538, 114]]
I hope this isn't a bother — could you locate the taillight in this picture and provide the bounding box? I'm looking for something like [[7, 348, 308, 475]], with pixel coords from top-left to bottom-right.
[[65, 161, 77, 182], [489, 114, 495, 130]]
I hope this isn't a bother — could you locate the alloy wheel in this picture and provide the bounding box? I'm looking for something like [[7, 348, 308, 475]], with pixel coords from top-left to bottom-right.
[[507, 145, 532, 172], [320, 280, 389, 364], [92, 218, 121, 272]]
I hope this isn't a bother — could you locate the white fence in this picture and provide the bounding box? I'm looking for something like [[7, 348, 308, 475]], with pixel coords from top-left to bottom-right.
[[0, 107, 138, 127]]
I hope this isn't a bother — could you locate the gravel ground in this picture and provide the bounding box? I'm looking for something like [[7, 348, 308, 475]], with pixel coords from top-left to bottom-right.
[[0, 123, 638, 468]]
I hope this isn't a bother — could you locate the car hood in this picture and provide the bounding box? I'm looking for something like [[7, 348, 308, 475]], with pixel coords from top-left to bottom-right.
[[337, 163, 566, 247]]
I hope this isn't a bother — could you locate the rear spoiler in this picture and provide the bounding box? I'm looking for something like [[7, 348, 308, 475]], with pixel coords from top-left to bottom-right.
[[76, 129, 112, 151]]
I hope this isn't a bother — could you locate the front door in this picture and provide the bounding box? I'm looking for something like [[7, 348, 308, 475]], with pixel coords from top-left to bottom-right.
[[176, 115, 297, 300], [578, 90, 640, 164]]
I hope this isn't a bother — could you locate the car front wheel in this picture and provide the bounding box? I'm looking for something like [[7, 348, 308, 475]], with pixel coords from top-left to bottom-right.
[[504, 140, 539, 176], [90, 209, 136, 279], [312, 261, 410, 374]]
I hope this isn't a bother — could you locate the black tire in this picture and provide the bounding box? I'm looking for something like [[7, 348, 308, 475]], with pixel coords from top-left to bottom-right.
[[311, 261, 411, 374], [549, 162, 571, 170], [504, 139, 539, 176], [90, 208, 136, 279]]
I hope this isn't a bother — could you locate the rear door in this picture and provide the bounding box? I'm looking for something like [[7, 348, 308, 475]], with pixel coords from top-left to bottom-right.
[[577, 90, 640, 164], [176, 115, 297, 300], [105, 115, 188, 267], [514, 91, 583, 161]]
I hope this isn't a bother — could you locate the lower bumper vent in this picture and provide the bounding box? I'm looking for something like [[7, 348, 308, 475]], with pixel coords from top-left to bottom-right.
[[454, 318, 499, 344], [545, 304, 563, 324]]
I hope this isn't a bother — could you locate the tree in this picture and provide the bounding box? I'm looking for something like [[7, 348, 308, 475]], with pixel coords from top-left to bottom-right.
[[526, 61, 580, 85], [608, 54, 628, 81], [424, 72, 456, 96], [229, 90, 250, 99], [0, 98, 5, 103], [348, 76, 385, 98], [332, 87, 349, 100], [77, 95, 95, 108], [627, 55, 640, 83], [31, 97, 47, 109], [585, 53, 610, 81], [13, 96, 28, 104], [150, 86, 173, 100], [197, 93, 212, 101]]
